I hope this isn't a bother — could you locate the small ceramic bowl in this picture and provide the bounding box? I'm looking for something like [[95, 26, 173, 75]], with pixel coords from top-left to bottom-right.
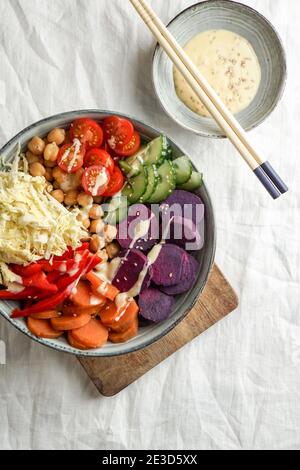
[[152, 0, 287, 138], [0, 110, 216, 357]]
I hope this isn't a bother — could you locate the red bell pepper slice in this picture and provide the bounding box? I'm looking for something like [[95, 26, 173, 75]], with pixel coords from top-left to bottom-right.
[[0, 287, 39, 301], [10, 263, 43, 278], [46, 271, 63, 284], [40, 259, 79, 273], [21, 272, 58, 293], [76, 242, 90, 252], [11, 252, 101, 318], [11, 251, 90, 318], [0, 286, 60, 301]]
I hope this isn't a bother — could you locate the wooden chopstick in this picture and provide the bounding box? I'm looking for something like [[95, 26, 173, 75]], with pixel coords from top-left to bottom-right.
[[130, 0, 288, 199]]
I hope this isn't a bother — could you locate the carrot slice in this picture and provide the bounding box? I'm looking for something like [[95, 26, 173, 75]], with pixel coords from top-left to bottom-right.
[[29, 310, 60, 320], [70, 318, 109, 349], [67, 331, 90, 350], [69, 280, 106, 308], [100, 299, 139, 333], [27, 317, 63, 339], [62, 303, 104, 317], [109, 318, 138, 343], [51, 313, 91, 331], [99, 302, 118, 325], [111, 300, 139, 333], [86, 271, 119, 301]]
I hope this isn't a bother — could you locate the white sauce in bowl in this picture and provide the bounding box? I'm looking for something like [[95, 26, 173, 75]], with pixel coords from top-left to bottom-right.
[[174, 29, 261, 117]]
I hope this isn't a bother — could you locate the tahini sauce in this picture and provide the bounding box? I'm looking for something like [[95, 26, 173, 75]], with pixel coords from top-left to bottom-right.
[[174, 29, 261, 117]]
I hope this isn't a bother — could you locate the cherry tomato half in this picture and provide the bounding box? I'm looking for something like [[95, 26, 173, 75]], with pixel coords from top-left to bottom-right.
[[115, 132, 141, 157], [102, 166, 124, 197], [103, 116, 134, 150], [82, 165, 111, 197], [57, 141, 85, 174], [84, 149, 115, 174], [70, 118, 103, 150]]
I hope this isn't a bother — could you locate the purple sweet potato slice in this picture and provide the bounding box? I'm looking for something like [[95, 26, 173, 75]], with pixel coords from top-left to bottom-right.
[[163, 216, 203, 251], [139, 288, 176, 323], [160, 190, 205, 227], [112, 249, 148, 293], [117, 204, 159, 252], [159, 253, 200, 296], [151, 244, 186, 287]]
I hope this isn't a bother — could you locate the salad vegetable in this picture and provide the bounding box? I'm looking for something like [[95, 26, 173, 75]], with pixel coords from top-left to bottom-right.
[[0, 169, 86, 266], [0, 114, 205, 351]]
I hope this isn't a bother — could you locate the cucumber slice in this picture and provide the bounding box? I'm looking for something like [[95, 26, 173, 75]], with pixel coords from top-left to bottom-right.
[[119, 160, 134, 176], [147, 161, 176, 204], [178, 172, 203, 191], [144, 135, 168, 165], [119, 145, 147, 177], [173, 156, 193, 185], [123, 166, 148, 204], [139, 164, 159, 203]]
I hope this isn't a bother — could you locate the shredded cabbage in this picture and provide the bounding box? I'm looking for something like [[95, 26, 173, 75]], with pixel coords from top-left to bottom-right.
[[0, 166, 87, 267]]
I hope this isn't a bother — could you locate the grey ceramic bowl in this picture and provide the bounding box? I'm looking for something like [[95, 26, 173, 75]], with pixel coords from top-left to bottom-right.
[[0, 110, 216, 357], [152, 0, 287, 138]]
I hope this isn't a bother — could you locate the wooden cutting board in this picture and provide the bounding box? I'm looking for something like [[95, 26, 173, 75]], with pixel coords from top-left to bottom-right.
[[78, 264, 238, 396]]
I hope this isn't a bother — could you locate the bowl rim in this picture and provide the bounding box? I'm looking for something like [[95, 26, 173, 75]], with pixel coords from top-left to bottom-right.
[[152, 0, 287, 139], [0, 109, 217, 357]]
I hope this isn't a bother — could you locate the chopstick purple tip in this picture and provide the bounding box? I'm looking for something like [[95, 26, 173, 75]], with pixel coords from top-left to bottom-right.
[[254, 165, 287, 200]]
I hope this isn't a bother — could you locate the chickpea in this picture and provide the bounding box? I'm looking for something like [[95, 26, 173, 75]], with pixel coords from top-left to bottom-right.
[[52, 166, 63, 181], [45, 168, 54, 182], [44, 159, 57, 168], [29, 162, 46, 177], [64, 190, 79, 206], [53, 181, 60, 190], [106, 241, 121, 259], [51, 189, 64, 203], [44, 142, 59, 162], [82, 219, 91, 230], [89, 235, 105, 254], [93, 196, 103, 204], [77, 192, 93, 207], [90, 219, 105, 234], [53, 167, 82, 192], [103, 224, 117, 243], [89, 204, 104, 220], [26, 151, 41, 164], [73, 168, 84, 188], [28, 136, 46, 156], [47, 128, 66, 146]]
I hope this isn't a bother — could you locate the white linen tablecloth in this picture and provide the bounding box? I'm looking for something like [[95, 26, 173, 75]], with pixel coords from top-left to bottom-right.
[[0, 0, 299, 450]]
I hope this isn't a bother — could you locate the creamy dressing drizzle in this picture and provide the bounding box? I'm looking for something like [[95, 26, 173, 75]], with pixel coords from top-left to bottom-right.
[[95, 257, 122, 296], [90, 295, 102, 306], [59, 263, 68, 273], [91, 215, 171, 323], [127, 152, 147, 179], [92, 168, 109, 196], [60, 138, 81, 173], [125, 243, 162, 299], [129, 216, 153, 250]]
